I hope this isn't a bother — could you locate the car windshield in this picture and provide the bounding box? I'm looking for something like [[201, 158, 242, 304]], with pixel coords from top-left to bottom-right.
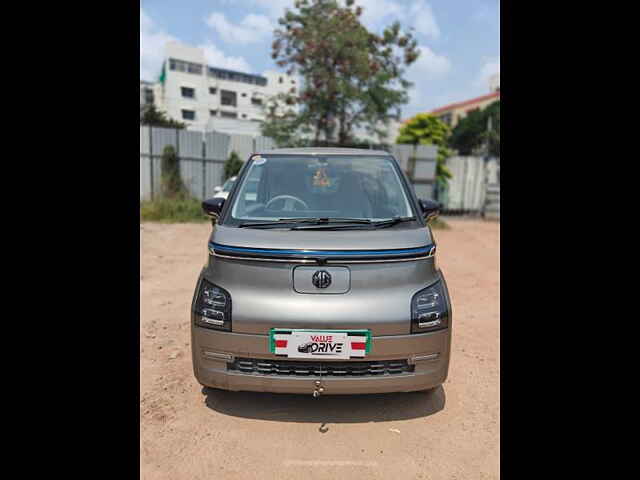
[[221, 178, 235, 192], [226, 154, 415, 224]]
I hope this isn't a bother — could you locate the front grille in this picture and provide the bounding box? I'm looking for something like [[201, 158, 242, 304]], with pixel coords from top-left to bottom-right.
[[228, 358, 414, 376]]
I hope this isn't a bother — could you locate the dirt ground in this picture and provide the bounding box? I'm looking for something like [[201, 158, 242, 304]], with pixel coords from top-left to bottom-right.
[[140, 219, 500, 479]]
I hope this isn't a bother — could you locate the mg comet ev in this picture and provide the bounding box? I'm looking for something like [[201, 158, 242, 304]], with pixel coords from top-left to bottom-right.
[[191, 148, 452, 396]]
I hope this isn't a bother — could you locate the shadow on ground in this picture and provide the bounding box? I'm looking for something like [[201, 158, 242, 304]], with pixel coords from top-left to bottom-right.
[[202, 385, 445, 423]]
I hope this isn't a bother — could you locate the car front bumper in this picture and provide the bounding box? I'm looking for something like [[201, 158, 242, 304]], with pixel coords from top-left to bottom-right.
[[191, 326, 451, 395]]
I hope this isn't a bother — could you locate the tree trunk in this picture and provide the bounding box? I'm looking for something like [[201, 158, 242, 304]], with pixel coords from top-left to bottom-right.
[[338, 108, 348, 145]]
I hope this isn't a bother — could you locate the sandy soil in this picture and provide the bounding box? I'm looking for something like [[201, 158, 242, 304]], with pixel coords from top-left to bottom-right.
[[140, 219, 500, 479]]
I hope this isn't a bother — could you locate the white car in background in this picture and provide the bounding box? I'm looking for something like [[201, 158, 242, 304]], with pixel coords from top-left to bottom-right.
[[213, 175, 259, 202], [213, 176, 237, 200]]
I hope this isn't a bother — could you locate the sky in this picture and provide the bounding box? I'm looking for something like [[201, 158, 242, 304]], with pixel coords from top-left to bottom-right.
[[140, 0, 500, 117]]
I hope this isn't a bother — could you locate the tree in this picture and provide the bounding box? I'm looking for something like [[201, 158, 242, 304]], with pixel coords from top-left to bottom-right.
[[260, 94, 312, 147], [271, 0, 419, 145], [481, 100, 500, 157], [160, 145, 187, 197], [224, 151, 243, 180], [141, 104, 186, 129], [449, 100, 500, 156], [396, 113, 453, 188]]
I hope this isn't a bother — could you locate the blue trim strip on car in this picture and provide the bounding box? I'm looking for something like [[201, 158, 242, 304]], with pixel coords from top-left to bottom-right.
[[210, 242, 432, 257]]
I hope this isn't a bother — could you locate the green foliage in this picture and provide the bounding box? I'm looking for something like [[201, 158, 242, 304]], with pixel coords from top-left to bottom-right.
[[482, 101, 500, 157], [160, 145, 187, 197], [271, 0, 419, 145], [396, 113, 453, 187], [140, 195, 208, 223], [429, 217, 450, 230], [224, 151, 243, 180], [449, 100, 500, 156], [260, 95, 312, 147], [140, 104, 186, 129]]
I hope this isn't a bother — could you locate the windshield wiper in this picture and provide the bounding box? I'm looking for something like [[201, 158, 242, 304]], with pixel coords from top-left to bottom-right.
[[239, 218, 372, 229], [370, 216, 417, 228], [238, 219, 304, 228], [291, 217, 417, 230]]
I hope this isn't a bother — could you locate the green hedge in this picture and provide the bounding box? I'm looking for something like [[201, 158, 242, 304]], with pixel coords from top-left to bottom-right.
[[140, 195, 209, 223]]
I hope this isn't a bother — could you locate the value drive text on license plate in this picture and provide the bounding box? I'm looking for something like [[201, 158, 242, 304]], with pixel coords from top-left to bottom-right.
[[269, 329, 371, 359]]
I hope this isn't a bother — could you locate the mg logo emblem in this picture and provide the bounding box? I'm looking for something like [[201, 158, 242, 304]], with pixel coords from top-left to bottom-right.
[[312, 270, 332, 289]]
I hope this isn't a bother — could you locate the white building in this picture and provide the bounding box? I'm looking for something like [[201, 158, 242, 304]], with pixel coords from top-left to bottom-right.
[[153, 42, 298, 135], [140, 80, 155, 107], [140, 80, 159, 120]]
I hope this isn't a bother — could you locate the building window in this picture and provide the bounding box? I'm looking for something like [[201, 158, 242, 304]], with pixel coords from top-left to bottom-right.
[[291, 80, 296, 84], [206, 66, 267, 86], [187, 63, 203, 75], [210, 110, 217, 117], [209, 87, 217, 95], [279, 77, 283, 83], [181, 109, 196, 121], [220, 111, 238, 119], [251, 98, 262, 106], [221, 90, 237, 107], [169, 58, 202, 75], [439, 113, 452, 126], [241, 114, 247, 118], [181, 87, 195, 99], [241, 93, 247, 97]]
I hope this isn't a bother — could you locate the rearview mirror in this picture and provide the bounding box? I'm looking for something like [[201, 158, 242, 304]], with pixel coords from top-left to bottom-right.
[[202, 197, 225, 221], [419, 199, 440, 223]]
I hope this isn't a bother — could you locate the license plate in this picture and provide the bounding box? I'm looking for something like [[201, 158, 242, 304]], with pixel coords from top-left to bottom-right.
[[269, 329, 371, 359]]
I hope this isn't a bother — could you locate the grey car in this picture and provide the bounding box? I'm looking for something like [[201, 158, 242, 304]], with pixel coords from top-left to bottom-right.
[[191, 148, 452, 395]]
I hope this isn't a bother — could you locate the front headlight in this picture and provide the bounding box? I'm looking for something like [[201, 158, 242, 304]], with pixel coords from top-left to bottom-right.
[[193, 278, 232, 331], [411, 280, 448, 333]]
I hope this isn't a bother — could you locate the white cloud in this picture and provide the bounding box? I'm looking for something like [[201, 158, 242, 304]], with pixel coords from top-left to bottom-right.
[[140, 7, 254, 81], [353, 0, 403, 30], [408, 1, 440, 38], [240, 0, 296, 20], [411, 45, 451, 77], [347, 0, 440, 38], [403, 45, 451, 115], [234, 0, 441, 39], [198, 42, 253, 72], [474, 57, 500, 89], [140, 8, 177, 81], [205, 12, 273, 45]]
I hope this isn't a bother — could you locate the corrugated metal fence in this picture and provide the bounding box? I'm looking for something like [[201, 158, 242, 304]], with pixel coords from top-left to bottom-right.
[[140, 126, 498, 219], [140, 126, 275, 201], [438, 156, 500, 218], [483, 158, 500, 219], [389, 144, 438, 200]]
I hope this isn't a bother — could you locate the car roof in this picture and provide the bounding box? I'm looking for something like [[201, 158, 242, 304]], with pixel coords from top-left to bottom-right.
[[255, 147, 391, 156]]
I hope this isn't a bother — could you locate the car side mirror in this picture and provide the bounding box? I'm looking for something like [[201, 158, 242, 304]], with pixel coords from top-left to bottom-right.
[[419, 199, 440, 223], [202, 197, 225, 221], [213, 186, 223, 193]]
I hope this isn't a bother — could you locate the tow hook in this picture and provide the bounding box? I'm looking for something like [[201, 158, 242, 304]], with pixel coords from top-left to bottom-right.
[[312, 380, 325, 398]]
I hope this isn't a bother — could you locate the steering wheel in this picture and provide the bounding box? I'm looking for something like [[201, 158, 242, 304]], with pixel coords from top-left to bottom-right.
[[265, 195, 309, 212]]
